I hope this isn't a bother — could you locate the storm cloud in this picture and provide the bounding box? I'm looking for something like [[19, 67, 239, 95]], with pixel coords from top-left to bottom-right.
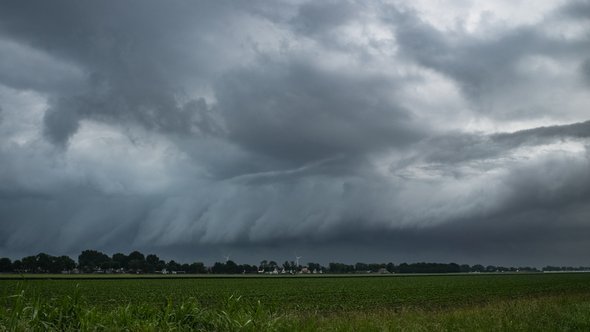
[[1, 0, 589, 266]]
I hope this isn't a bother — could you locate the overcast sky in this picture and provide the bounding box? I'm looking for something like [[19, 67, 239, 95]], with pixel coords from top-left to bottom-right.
[[1, 0, 589, 266]]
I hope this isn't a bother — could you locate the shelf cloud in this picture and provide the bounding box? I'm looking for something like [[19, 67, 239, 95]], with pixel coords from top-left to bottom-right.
[[1, 0, 589, 265]]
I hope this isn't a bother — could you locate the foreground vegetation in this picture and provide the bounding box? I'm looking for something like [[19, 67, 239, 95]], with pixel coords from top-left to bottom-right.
[[1, 273, 590, 331]]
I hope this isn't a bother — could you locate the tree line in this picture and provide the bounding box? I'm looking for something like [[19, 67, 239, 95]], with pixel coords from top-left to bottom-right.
[[0, 250, 588, 274]]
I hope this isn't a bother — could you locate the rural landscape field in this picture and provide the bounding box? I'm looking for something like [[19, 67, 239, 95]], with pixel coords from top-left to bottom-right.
[[2, 273, 590, 331], [3, 0, 590, 331]]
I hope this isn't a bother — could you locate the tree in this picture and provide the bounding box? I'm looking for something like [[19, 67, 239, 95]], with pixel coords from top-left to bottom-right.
[[188, 262, 206, 274], [448, 263, 461, 273], [211, 262, 226, 274], [55, 256, 76, 272], [145, 254, 160, 273], [21, 255, 38, 272], [166, 260, 180, 272], [386, 262, 396, 273], [283, 260, 295, 272], [368, 263, 385, 273], [128, 251, 145, 262], [355, 262, 369, 272], [157, 260, 166, 271], [240, 264, 258, 274], [307, 262, 324, 273], [36, 253, 53, 273], [78, 250, 110, 273], [0, 258, 12, 272], [128, 260, 145, 272], [112, 253, 128, 270], [329, 262, 354, 273], [225, 260, 239, 274], [12, 260, 22, 272], [471, 264, 485, 272], [127, 251, 146, 272]]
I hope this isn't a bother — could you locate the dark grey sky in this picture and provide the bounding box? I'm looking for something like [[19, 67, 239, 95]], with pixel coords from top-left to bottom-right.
[[1, 0, 589, 266]]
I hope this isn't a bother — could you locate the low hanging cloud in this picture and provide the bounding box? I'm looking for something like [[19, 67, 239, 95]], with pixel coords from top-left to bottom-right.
[[1, 0, 589, 265]]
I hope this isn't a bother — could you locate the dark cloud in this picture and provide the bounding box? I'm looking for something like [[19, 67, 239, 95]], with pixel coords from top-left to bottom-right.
[[583, 59, 590, 85], [216, 60, 424, 164], [0, 1, 243, 144], [561, 0, 590, 20], [291, 1, 359, 36], [384, 4, 590, 118], [0, 39, 84, 94], [0, 1, 589, 266], [407, 120, 590, 167], [493, 120, 590, 143]]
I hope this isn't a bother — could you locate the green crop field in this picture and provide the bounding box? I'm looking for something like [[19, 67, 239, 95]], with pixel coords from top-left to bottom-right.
[[2, 273, 590, 331]]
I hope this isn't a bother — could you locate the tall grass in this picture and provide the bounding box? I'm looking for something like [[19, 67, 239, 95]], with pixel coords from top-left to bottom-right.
[[291, 295, 590, 331], [1, 286, 590, 331], [0, 286, 285, 331]]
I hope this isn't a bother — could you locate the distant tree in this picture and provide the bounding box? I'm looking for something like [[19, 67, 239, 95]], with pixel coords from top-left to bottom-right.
[[0, 258, 12, 272], [329, 262, 354, 273], [396, 263, 410, 273], [128, 259, 145, 272], [386, 263, 396, 273], [9, 249, 561, 277], [78, 250, 110, 273], [157, 260, 166, 271], [517, 266, 538, 272], [21, 256, 38, 273], [146, 254, 159, 265], [471, 264, 485, 273], [225, 260, 239, 274], [128, 251, 145, 262], [145, 254, 160, 273], [283, 260, 293, 272], [401, 262, 461, 273], [307, 262, 321, 273], [55, 256, 76, 272], [240, 264, 258, 274], [211, 262, 226, 274], [126, 251, 146, 272], [355, 262, 369, 272], [166, 260, 181, 272], [112, 253, 129, 270], [459, 264, 471, 273], [448, 263, 461, 273], [12, 260, 22, 272], [368, 263, 384, 273], [188, 262, 206, 274], [36, 253, 53, 273]]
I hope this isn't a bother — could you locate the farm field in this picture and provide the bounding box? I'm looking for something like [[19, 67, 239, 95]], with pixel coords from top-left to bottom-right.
[[1, 273, 590, 330]]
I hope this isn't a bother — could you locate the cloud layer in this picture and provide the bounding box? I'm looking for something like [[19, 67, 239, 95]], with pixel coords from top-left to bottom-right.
[[1, 0, 589, 265]]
